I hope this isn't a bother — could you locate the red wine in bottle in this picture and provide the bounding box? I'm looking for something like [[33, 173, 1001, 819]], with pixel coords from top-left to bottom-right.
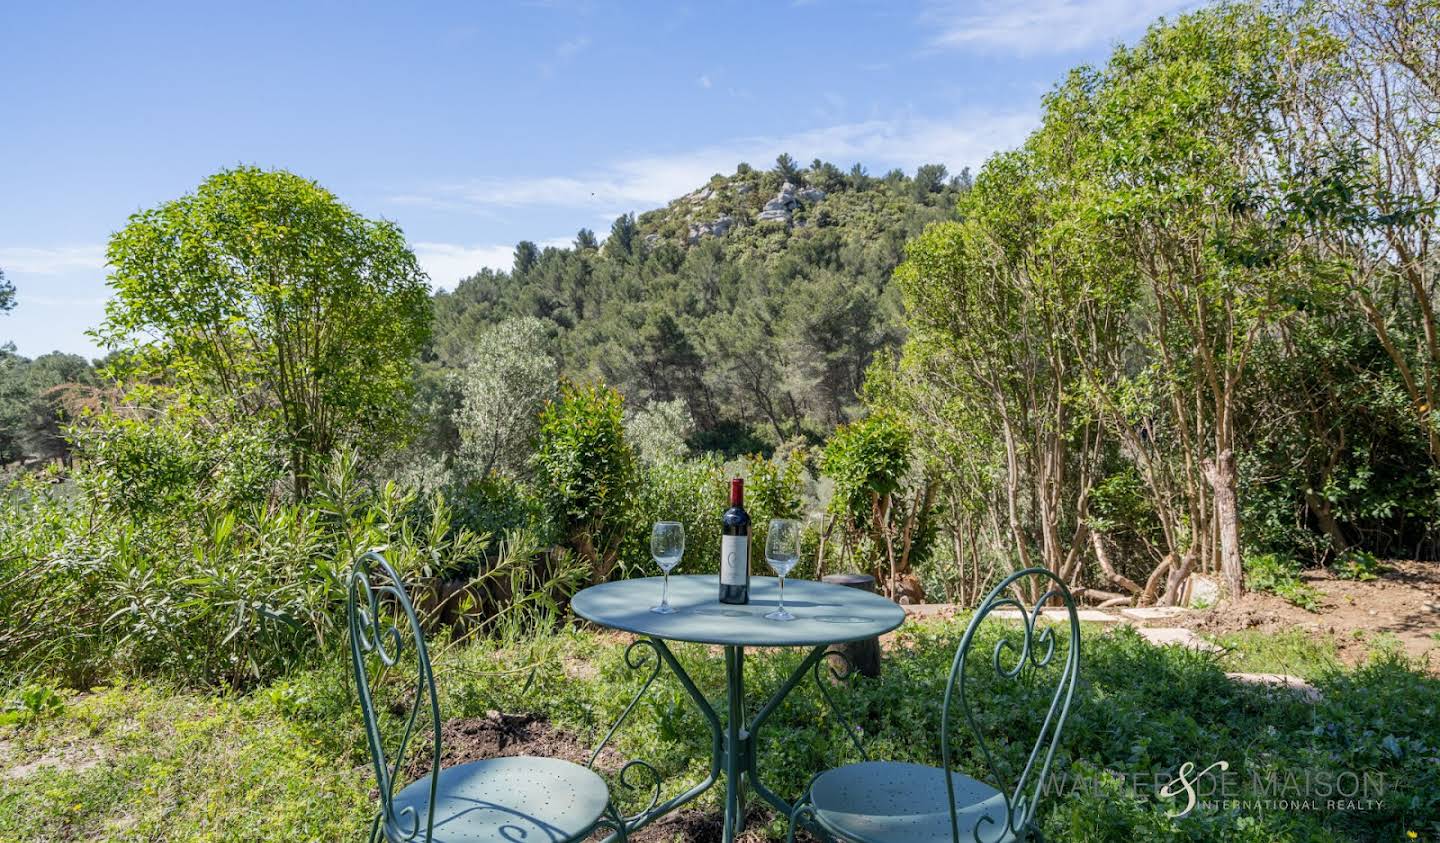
[[719, 478, 751, 604]]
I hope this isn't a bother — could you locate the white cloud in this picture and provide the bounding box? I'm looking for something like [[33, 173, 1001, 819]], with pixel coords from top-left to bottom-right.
[[0, 244, 106, 275], [415, 237, 573, 289], [923, 0, 1197, 53], [554, 35, 591, 58], [540, 34, 592, 76], [394, 111, 1037, 216]]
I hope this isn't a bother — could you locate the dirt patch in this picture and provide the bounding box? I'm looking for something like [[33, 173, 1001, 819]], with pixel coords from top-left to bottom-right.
[[1186, 559, 1440, 668], [2, 743, 104, 780], [404, 710, 620, 781]]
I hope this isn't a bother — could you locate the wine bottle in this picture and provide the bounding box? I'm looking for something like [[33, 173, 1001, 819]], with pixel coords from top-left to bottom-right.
[[719, 478, 750, 604]]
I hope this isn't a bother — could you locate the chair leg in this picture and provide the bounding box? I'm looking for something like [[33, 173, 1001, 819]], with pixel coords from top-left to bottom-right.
[[789, 789, 835, 843], [595, 801, 629, 842]]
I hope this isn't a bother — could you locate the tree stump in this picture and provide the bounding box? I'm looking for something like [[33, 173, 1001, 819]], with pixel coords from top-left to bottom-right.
[[821, 573, 883, 678]]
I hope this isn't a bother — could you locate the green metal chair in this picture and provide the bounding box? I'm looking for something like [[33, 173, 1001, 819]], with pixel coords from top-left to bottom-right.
[[348, 550, 629, 842], [788, 567, 1080, 843]]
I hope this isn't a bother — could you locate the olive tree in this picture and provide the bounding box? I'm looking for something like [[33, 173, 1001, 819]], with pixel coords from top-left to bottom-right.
[[100, 166, 431, 492], [453, 317, 558, 480]]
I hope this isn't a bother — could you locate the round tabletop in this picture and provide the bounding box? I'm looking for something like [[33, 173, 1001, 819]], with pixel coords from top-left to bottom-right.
[[571, 575, 905, 647]]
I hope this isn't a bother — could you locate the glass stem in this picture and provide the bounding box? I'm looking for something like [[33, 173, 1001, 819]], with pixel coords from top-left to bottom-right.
[[778, 575, 785, 611], [661, 570, 670, 608]]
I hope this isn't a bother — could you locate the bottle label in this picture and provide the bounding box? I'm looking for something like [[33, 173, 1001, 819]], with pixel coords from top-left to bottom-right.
[[720, 535, 749, 585]]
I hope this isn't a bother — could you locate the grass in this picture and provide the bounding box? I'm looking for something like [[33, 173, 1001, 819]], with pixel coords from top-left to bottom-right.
[[1210, 629, 1342, 679], [0, 686, 370, 841], [2, 618, 1438, 842]]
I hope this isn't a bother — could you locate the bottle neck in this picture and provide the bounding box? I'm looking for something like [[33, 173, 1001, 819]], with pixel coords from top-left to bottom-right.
[[729, 479, 744, 507]]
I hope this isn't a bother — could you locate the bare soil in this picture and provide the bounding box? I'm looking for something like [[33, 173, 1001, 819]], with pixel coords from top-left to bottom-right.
[[404, 710, 620, 781], [1185, 559, 1440, 669]]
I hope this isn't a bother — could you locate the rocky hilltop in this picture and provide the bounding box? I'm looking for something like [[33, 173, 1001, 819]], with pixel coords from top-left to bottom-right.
[[633, 160, 964, 255]]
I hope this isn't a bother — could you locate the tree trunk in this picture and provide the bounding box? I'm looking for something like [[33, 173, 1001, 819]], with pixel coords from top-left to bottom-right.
[[1305, 490, 1349, 552], [1091, 531, 1143, 595], [1203, 449, 1244, 597]]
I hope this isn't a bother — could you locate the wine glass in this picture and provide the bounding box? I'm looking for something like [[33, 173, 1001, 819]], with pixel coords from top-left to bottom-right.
[[650, 521, 685, 614], [765, 518, 801, 621]]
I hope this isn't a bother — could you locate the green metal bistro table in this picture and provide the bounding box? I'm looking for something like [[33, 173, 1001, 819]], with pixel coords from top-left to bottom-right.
[[572, 574, 905, 842]]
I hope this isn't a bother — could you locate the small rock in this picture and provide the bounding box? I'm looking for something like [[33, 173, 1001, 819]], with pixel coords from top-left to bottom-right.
[[1138, 627, 1223, 653], [1187, 575, 1220, 608], [797, 187, 827, 203], [1225, 673, 1322, 704]]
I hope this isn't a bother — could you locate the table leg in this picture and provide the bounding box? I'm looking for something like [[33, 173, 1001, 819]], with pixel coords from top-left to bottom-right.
[[743, 645, 829, 816], [593, 637, 724, 842], [723, 644, 757, 840], [598, 640, 863, 843]]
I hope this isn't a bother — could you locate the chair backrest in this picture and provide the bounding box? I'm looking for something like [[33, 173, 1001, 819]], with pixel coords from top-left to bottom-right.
[[348, 550, 442, 843], [941, 567, 1080, 843]]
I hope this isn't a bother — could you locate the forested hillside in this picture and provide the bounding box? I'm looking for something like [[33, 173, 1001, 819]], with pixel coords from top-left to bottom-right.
[[428, 159, 968, 453]]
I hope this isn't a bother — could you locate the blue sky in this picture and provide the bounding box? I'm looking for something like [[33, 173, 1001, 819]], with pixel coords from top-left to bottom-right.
[[0, 0, 1197, 359]]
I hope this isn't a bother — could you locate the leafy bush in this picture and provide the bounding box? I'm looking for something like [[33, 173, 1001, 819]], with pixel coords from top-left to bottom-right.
[[453, 317, 558, 481], [0, 683, 65, 725], [534, 382, 636, 580], [820, 412, 934, 589], [619, 455, 725, 579], [1245, 553, 1323, 612], [624, 398, 695, 466], [0, 432, 565, 689], [1332, 549, 1387, 581], [742, 447, 817, 579]]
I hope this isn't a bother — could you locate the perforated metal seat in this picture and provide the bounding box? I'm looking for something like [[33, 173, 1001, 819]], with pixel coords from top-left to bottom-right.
[[788, 567, 1079, 843], [348, 551, 627, 843], [388, 756, 612, 843], [808, 761, 1013, 843]]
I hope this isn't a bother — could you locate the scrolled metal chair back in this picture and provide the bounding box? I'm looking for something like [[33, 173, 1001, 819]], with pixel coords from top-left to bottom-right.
[[941, 567, 1080, 843], [349, 550, 442, 843]]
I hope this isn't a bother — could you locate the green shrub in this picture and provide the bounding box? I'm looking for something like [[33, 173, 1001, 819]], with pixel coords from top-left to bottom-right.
[[0, 683, 65, 725], [619, 455, 726, 579], [1245, 552, 1322, 612], [1332, 549, 1387, 581], [0, 441, 551, 689], [534, 382, 636, 580]]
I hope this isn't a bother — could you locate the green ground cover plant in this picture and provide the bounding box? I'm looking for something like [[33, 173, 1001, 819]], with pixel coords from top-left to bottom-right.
[[3, 620, 1436, 842]]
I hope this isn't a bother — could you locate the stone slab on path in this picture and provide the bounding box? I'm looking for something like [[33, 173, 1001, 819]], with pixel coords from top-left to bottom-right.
[[1050, 608, 1122, 624], [901, 604, 960, 620], [1225, 672, 1322, 703], [1137, 627, 1223, 653], [1120, 606, 1190, 622]]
